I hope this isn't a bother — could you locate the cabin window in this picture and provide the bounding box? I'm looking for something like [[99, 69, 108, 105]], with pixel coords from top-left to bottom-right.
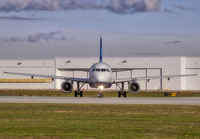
[[106, 69, 110, 72], [101, 69, 106, 72]]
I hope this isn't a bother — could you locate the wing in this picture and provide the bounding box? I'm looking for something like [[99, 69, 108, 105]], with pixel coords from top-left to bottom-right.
[[58, 68, 89, 72], [4, 72, 88, 83], [113, 74, 197, 83]]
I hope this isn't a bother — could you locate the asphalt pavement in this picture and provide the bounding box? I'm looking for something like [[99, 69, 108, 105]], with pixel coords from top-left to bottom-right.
[[0, 96, 200, 105]]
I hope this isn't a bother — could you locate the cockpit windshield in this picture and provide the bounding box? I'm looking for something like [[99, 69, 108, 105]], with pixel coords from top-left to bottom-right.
[[96, 68, 100, 72], [92, 68, 110, 72]]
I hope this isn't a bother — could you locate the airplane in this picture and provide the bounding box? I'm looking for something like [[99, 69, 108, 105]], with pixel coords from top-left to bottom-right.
[[4, 35, 197, 98]]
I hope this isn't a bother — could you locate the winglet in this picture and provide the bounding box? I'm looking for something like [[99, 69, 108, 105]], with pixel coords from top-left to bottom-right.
[[99, 34, 102, 62]]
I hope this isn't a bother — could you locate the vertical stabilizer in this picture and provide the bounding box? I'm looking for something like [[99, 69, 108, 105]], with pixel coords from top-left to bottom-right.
[[99, 34, 103, 62]]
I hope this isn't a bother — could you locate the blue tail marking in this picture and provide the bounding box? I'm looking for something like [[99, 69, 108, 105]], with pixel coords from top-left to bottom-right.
[[99, 34, 102, 62]]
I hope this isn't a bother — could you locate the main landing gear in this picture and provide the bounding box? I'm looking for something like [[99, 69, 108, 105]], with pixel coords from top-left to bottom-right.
[[75, 82, 85, 97], [118, 91, 126, 97], [117, 82, 126, 97]]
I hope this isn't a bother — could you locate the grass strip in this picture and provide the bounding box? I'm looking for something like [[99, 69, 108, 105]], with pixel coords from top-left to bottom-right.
[[0, 104, 199, 138]]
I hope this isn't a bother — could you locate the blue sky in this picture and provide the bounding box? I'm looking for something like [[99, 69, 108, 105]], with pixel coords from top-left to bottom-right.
[[0, 0, 199, 59]]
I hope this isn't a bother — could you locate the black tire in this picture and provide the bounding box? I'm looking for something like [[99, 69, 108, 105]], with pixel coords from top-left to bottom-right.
[[118, 91, 121, 97], [75, 91, 78, 97], [124, 91, 126, 98], [100, 93, 103, 98], [97, 93, 100, 98], [80, 91, 83, 97]]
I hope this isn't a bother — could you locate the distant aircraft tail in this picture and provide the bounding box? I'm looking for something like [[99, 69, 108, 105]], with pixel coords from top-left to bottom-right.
[[99, 34, 102, 62]]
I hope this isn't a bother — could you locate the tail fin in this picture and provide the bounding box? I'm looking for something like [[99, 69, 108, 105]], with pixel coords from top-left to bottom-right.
[[99, 34, 102, 62]]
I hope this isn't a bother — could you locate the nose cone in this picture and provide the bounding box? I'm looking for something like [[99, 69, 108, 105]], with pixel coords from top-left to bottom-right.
[[96, 75, 108, 82]]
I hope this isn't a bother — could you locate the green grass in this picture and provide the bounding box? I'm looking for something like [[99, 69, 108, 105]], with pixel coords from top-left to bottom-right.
[[1, 89, 200, 97], [0, 104, 199, 138]]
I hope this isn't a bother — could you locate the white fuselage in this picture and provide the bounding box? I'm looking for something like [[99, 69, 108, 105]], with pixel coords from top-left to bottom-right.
[[89, 62, 113, 88]]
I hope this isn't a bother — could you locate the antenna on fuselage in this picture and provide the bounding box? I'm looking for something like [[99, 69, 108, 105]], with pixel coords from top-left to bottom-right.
[[99, 34, 103, 62]]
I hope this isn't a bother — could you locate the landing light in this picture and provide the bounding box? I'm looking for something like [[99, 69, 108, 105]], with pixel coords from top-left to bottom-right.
[[98, 85, 104, 90]]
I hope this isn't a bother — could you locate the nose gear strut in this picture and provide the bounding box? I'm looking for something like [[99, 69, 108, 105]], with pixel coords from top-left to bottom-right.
[[97, 86, 104, 98], [97, 89, 104, 98]]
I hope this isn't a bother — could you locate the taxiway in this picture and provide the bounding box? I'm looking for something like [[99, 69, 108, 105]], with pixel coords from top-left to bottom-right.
[[0, 96, 200, 105]]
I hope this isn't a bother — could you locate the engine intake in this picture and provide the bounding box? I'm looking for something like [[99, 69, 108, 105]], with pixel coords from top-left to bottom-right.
[[61, 81, 73, 94], [128, 81, 140, 94]]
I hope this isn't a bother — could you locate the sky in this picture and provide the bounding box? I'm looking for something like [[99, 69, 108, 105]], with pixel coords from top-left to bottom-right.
[[0, 0, 200, 59]]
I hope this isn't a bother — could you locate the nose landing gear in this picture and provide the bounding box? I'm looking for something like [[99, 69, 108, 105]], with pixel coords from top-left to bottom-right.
[[97, 85, 104, 98], [97, 92, 103, 98]]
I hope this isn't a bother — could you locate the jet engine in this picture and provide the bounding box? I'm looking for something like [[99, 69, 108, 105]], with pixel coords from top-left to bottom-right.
[[128, 81, 140, 94], [61, 81, 73, 94]]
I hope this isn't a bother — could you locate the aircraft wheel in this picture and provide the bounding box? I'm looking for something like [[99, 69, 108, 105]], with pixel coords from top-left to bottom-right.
[[98, 93, 103, 98], [124, 91, 126, 97], [75, 91, 78, 97], [118, 91, 121, 97], [97, 93, 101, 98], [80, 91, 83, 97]]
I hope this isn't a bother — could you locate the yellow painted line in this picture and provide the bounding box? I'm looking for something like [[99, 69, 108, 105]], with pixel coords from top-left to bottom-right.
[[0, 79, 52, 83]]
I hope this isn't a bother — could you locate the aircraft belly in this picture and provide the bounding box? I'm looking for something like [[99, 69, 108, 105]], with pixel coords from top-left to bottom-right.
[[89, 82, 112, 88]]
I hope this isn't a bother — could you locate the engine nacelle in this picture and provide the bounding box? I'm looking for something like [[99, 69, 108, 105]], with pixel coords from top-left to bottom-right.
[[128, 81, 140, 94], [61, 81, 73, 94]]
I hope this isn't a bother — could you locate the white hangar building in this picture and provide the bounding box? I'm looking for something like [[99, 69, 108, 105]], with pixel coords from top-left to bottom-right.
[[0, 57, 199, 91]]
